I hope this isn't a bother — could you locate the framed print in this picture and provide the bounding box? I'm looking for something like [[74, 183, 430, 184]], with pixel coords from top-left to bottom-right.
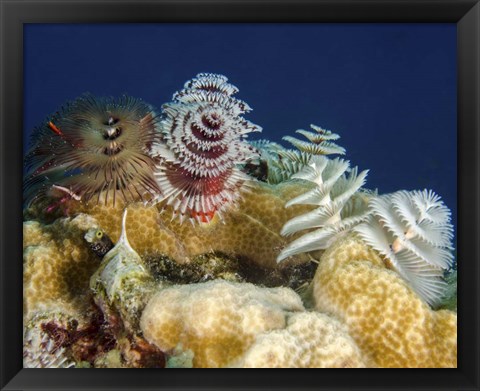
[[1, 0, 479, 390]]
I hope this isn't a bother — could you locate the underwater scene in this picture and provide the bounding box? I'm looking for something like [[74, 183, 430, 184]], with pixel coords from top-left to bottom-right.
[[23, 24, 457, 368]]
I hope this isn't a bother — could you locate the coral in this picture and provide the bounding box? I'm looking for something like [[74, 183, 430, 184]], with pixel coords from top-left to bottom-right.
[[21, 73, 457, 369], [27, 180, 317, 269], [312, 234, 457, 368], [23, 214, 101, 321], [353, 189, 454, 306], [277, 155, 369, 262], [232, 312, 366, 368], [152, 73, 261, 223], [140, 280, 305, 368], [23, 94, 160, 206], [22, 192, 457, 368], [140, 280, 367, 368]]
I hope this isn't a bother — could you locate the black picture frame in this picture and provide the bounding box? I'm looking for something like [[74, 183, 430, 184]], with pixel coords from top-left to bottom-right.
[[1, 0, 479, 390]]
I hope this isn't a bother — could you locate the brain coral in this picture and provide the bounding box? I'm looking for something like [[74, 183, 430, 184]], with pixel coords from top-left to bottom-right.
[[23, 214, 101, 321], [140, 280, 305, 368], [312, 234, 457, 368]]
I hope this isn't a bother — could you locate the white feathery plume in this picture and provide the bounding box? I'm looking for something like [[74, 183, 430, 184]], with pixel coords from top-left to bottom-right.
[[353, 189, 454, 306], [249, 124, 346, 185], [277, 155, 369, 262], [283, 124, 346, 156]]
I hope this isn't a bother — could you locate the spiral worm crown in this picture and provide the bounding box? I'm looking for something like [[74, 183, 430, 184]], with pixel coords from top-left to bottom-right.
[[152, 73, 262, 224]]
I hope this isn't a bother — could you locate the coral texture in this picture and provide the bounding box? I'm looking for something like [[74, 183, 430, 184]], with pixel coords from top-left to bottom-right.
[[27, 180, 317, 269], [312, 234, 457, 368], [232, 312, 366, 368], [23, 214, 101, 321], [353, 189, 454, 306], [23, 94, 160, 206], [277, 155, 369, 262], [140, 280, 305, 368], [152, 73, 261, 223]]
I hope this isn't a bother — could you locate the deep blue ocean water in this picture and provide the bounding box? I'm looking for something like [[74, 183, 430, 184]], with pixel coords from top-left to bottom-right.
[[24, 23, 457, 238]]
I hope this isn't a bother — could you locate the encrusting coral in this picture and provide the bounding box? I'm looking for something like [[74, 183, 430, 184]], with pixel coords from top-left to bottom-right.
[[140, 280, 304, 368], [23, 214, 101, 321], [312, 233, 457, 368], [140, 279, 367, 368], [25, 180, 318, 269], [231, 312, 367, 368], [23, 200, 457, 368]]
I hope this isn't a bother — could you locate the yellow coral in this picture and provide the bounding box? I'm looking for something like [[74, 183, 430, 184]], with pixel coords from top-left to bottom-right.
[[140, 280, 305, 368], [232, 312, 366, 368], [32, 181, 317, 269], [312, 234, 457, 368], [23, 214, 100, 321]]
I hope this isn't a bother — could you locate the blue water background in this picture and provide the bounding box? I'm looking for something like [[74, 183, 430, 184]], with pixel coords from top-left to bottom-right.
[[24, 24, 457, 241]]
